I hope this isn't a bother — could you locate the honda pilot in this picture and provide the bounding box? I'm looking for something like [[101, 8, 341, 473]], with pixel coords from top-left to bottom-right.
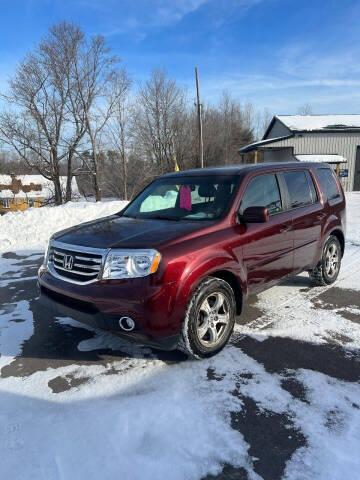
[[38, 162, 346, 358]]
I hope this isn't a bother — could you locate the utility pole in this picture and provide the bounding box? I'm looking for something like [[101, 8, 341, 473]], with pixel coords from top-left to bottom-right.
[[195, 67, 204, 168]]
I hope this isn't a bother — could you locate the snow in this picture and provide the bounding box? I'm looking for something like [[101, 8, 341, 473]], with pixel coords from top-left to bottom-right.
[[0, 200, 128, 253], [234, 241, 360, 346], [0, 189, 15, 198], [345, 192, 360, 246], [0, 194, 360, 479], [277, 114, 360, 132], [295, 154, 347, 164], [0, 358, 248, 480], [0, 300, 34, 370], [283, 370, 360, 480], [0, 175, 79, 199], [238, 135, 292, 153]]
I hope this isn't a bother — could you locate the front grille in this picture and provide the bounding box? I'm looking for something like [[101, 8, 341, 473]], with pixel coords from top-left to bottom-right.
[[49, 243, 104, 284]]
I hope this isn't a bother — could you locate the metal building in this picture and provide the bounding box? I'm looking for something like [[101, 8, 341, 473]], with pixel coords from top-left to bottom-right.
[[238, 115, 360, 191]]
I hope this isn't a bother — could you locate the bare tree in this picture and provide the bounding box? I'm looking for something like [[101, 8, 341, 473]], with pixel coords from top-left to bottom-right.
[[103, 70, 132, 199], [251, 107, 273, 140], [219, 91, 254, 164], [198, 92, 254, 168], [0, 47, 68, 204], [0, 21, 121, 204], [297, 103, 313, 115], [134, 69, 187, 174], [1, 25, 264, 201], [70, 36, 120, 201], [47, 23, 88, 202]]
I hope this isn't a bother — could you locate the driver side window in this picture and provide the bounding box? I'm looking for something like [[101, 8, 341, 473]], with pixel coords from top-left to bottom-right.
[[240, 174, 282, 215]]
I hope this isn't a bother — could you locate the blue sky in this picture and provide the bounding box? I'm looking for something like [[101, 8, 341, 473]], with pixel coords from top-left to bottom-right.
[[1, 0, 360, 115]]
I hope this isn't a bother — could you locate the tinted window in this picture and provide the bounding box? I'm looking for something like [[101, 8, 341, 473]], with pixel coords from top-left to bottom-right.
[[283, 171, 312, 209], [316, 169, 340, 200], [240, 174, 282, 215], [306, 172, 318, 203]]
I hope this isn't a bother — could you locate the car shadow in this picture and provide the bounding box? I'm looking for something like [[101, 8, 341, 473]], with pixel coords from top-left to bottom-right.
[[279, 274, 314, 288]]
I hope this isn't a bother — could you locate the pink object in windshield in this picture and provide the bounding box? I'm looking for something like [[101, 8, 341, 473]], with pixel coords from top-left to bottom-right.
[[179, 185, 192, 211]]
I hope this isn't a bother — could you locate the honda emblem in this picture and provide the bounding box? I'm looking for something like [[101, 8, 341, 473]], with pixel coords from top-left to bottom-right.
[[63, 255, 74, 270]]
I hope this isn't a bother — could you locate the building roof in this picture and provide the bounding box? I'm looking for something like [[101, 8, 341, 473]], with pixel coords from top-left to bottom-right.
[[238, 135, 293, 153], [239, 114, 360, 154], [295, 154, 347, 164], [0, 175, 79, 199], [273, 114, 360, 134]]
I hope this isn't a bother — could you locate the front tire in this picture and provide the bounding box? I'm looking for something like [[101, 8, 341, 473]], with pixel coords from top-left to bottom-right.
[[308, 235, 342, 286], [178, 277, 236, 359]]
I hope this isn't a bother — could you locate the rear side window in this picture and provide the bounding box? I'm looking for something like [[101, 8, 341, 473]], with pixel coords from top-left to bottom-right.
[[240, 174, 282, 215], [316, 169, 341, 200], [306, 172, 318, 203], [282, 171, 312, 209]]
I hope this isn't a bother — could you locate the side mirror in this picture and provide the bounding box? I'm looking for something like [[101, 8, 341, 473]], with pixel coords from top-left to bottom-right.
[[240, 206, 269, 223]]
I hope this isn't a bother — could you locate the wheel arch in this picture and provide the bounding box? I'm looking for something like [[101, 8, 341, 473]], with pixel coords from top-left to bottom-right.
[[209, 270, 243, 315], [329, 229, 345, 257]]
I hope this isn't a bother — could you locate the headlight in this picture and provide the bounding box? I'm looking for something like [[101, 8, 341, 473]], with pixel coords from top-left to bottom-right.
[[102, 249, 161, 279]]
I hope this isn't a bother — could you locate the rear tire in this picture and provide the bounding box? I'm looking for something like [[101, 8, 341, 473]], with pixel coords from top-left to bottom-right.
[[178, 277, 236, 359], [308, 235, 342, 286]]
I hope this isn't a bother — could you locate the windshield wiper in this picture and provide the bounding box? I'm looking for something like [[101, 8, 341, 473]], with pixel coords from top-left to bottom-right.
[[148, 215, 181, 221]]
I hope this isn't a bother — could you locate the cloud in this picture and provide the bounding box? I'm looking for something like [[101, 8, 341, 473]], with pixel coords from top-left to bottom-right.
[[72, 0, 270, 36], [199, 72, 360, 95], [189, 70, 360, 114], [76, 0, 209, 28], [201, 40, 360, 113], [279, 42, 360, 79]]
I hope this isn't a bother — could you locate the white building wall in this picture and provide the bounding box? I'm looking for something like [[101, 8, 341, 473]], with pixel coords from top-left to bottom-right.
[[262, 132, 360, 191]]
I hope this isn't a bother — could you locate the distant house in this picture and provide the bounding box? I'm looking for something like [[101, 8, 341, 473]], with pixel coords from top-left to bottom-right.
[[238, 114, 360, 191], [0, 175, 79, 214]]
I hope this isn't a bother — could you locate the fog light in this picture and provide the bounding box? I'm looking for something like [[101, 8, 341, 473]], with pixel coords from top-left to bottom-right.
[[119, 316, 135, 331]]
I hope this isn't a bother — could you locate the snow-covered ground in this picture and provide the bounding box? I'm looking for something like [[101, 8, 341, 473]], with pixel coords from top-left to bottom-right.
[[0, 200, 127, 252], [0, 195, 360, 480]]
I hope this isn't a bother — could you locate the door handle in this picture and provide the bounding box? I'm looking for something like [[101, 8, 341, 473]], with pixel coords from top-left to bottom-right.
[[280, 225, 292, 233]]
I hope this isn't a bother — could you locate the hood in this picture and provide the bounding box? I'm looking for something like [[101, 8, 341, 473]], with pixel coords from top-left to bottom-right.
[[52, 214, 213, 250]]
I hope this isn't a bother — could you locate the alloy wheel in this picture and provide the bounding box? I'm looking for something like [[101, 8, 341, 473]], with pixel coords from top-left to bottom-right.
[[325, 242, 340, 278], [196, 292, 230, 346]]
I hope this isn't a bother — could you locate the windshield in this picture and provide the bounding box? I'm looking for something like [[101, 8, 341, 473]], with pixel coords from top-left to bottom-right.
[[123, 175, 239, 221]]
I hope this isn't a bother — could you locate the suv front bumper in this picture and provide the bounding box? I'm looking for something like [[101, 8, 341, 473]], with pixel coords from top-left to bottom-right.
[[37, 267, 182, 351]]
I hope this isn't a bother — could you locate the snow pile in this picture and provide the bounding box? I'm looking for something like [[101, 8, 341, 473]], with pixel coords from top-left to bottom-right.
[[346, 192, 360, 245], [0, 200, 128, 253], [295, 154, 346, 164], [278, 114, 360, 131]]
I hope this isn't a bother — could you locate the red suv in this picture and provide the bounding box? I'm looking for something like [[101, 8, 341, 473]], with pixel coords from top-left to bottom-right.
[[38, 162, 346, 358]]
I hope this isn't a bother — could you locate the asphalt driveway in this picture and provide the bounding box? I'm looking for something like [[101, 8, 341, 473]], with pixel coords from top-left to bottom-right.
[[1, 249, 359, 480]]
